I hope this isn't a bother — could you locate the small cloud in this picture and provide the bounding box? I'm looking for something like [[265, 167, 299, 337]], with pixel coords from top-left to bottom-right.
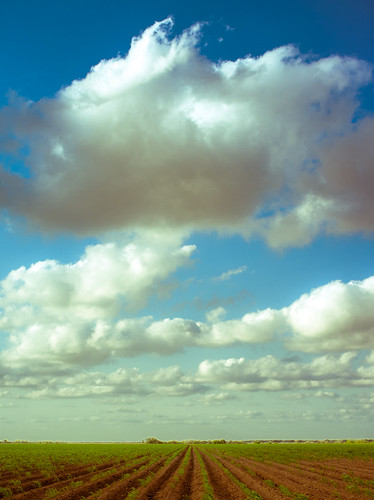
[[194, 289, 252, 310], [213, 265, 248, 281], [236, 409, 263, 419], [198, 392, 236, 406], [315, 391, 341, 400], [365, 351, 374, 364], [280, 393, 308, 400], [206, 306, 226, 323], [1, 215, 14, 233]]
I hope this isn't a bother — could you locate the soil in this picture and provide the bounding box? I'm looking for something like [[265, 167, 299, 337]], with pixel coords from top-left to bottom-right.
[[5, 445, 374, 499]]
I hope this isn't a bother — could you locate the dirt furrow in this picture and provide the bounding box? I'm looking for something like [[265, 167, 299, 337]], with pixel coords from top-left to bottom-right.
[[197, 448, 248, 499], [288, 458, 374, 485], [308, 458, 374, 480], [135, 446, 189, 499]]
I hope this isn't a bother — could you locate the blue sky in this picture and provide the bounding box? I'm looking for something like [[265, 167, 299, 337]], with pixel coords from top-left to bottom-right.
[[0, 0, 374, 441]]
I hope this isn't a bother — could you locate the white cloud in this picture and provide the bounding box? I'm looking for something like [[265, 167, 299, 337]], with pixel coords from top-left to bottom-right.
[[196, 352, 359, 391], [0, 19, 372, 247], [199, 308, 282, 346], [0, 236, 196, 368], [206, 306, 226, 323], [23, 364, 207, 399], [314, 390, 341, 400], [0, 234, 195, 319], [197, 392, 236, 406], [365, 351, 374, 364], [285, 276, 374, 352]]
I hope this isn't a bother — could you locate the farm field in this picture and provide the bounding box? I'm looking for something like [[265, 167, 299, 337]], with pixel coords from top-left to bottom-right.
[[0, 442, 373, 499]]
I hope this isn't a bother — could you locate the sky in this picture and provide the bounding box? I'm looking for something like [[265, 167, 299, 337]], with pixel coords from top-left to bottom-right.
[[0, 0, 374, 442]]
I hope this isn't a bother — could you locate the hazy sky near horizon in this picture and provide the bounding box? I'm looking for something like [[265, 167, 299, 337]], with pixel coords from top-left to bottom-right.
[[1, 0, 374, 441]]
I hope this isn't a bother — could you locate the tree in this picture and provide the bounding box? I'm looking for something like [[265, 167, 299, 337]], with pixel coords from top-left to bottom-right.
[[144, 437, 163, 444]]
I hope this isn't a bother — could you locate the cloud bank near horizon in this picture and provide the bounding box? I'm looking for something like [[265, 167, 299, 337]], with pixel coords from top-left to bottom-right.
[[0, 18, 373, 247], [3, 348, 374, 400]]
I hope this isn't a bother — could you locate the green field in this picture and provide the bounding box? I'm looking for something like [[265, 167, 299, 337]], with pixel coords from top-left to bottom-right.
[[0, 441, 373, 498]]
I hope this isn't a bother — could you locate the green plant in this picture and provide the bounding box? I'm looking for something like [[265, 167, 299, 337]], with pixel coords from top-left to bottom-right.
[[264, 479, 275, 487], [44, 487, 60, 498], [279, 484, 292, 495], [0, 487, 12, 498], [71, 480, 84, 488]]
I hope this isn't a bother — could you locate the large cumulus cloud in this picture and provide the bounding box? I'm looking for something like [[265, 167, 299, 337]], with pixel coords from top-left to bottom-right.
[[0, 18, 373, 246]]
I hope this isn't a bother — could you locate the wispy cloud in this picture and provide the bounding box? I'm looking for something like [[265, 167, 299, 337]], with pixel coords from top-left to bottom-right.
[[213, 265, 248, 281]]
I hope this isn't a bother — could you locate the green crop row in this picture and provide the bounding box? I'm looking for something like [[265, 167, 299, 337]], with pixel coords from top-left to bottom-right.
[[194, 449, 215, 500], [197, 442, 374, 464]]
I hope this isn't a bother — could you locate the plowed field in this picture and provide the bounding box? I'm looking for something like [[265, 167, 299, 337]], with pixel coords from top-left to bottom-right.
[[1, 442, 374, 498]]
